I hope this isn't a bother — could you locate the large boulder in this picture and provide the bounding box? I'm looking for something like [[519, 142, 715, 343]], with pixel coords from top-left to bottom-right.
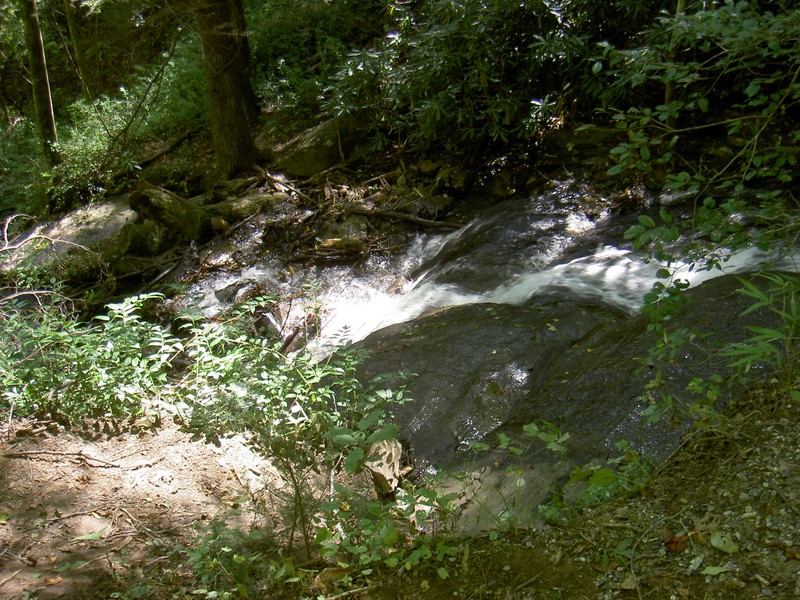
[[0, 197, 137, 282], [356, 273, 778, 470]]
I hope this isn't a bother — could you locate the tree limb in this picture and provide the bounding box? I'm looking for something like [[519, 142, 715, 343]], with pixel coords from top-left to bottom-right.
[[343, 203, 462, 229]]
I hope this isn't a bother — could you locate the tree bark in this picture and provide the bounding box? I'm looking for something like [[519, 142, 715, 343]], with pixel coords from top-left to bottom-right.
[[229, 0, 258, 123], [18, 0, 60, 167], [62, 0, 91, 100], [664, 0, 688, 130], [196, 0, 259, 178]]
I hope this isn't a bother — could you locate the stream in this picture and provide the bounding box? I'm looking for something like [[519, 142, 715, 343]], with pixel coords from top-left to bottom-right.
[[166, 179, 794, 511], [178, 179, 783, 353]]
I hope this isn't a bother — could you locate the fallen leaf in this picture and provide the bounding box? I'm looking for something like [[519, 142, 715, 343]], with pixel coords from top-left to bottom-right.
[[618, 574, 637, 590], [701, 565, 731, 576], [70, 526, 107, 542], [785, 547, 800, 560], [710, 530, 739, 555], [313, 565, 353, 591], [0, 512, 9, 524], [664, 534, 689, 553], [45, 576, 63, 585]]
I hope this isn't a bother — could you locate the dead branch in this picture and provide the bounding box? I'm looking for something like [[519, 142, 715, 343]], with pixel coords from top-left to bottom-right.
[[343, 203, 462, 229], [2, 449, 120, 468], [259, 168, 314, 203], [0, 569, 24, 591], [326, 584, 378, 599], [138, 129, 199, 168]]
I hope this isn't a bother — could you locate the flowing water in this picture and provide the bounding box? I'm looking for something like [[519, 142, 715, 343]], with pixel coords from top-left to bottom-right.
[[165, 178, 800, 497], [306, 182, 790, 354], [175, 179, 793, 356]]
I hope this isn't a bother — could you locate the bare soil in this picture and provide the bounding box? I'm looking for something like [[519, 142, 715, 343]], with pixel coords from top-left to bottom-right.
[[0, 419, 269, 599], [1, 388, 799, 599]]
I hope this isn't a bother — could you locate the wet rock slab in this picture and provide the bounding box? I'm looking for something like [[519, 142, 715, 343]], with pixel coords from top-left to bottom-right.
[[357, 272, 780, 471]]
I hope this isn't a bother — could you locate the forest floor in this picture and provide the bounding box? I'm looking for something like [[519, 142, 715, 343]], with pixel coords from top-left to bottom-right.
[[1, 385, 799, 599]]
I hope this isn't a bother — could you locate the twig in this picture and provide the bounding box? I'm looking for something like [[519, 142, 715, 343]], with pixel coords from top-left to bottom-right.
[[138, 129, 199, 168], [259, 168, 314, 202], [5, 402, 13, 441], [125, 457, 164, 471], [325, 584, 377, 599], [2, 450, 120, 468], [514, 574, 541, 591], [0, 568, 23, 590], [343, 203, 462, 229], [116, 507, 167, 545]]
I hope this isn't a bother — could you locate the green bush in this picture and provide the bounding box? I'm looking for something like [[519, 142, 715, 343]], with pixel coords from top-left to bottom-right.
[[327, 0, 571, 155], [246, 0, 390, 117], [0, 293, 180, 421], [46, 33, 207, 211], [324, 0, 667, 157], [0, 121, 51, 215], [601, 1, 800, 203]]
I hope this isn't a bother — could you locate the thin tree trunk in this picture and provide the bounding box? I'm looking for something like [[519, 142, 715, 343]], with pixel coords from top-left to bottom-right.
[[664, 0, 688, 130], [62, 0, 91, 100], [196, 0, 259, 178], [18, 0, 60, 167]]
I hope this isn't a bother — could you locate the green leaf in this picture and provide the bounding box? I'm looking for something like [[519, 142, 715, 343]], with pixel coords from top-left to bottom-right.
[[522, 423, 540, 438], [588, 467, 616, 486], [344, 447, 365, 473], [701, 565, 731, 576], [710, 530, 739, 555], [638, 215, 656, 228], [332, 433, 358, 445], [607, 163, 626, 176], [624, 224, 645, 240], [365, 424, 398, 445], [745, 82, 761, 97], [437, 566, 449, 579], [357, 410, 383, 432], [656, 268, 672, 279], [70, 526, 108, 541]]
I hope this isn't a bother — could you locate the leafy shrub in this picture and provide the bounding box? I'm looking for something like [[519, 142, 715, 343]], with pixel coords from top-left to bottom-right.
[[47, 33, 207, 211], [178, 520, 279, 599], [0, 121, 51, 215], [327, 0, 571, 155], [181, 300, 410, 555], [324, 0, 667, 157], [600, 1, 800, 208], [246, 0, 390, 117], [723, 272, 800, 395], [604, 3, 800, 399], [0, 293, 180, 421]]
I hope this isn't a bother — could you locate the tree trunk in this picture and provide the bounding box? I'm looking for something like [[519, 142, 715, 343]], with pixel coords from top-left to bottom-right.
[[664, 0, 688, 130], [196, 0, 259, 178], [62, 0, 91, 100], [229, 0, 259, 123], [18, 0, 60, 167]]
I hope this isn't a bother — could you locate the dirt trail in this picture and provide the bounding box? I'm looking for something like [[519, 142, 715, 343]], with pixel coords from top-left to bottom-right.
[[0, 420, 266, 598]]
